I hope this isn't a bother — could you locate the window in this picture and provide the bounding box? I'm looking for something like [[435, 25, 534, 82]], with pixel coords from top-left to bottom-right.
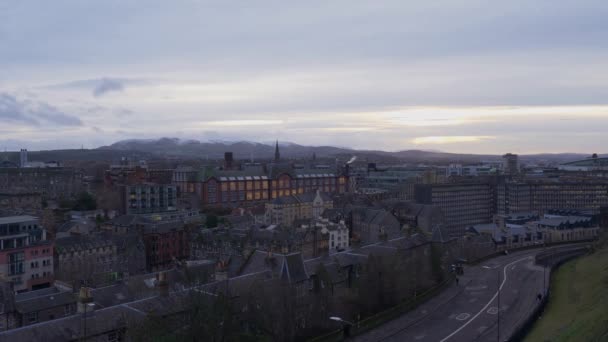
[[27, 312, 38, 324], [9, 252, 24, 275], [107, 331, 120, 342]]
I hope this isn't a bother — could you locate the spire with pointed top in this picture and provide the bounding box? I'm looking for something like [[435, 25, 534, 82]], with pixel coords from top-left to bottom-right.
[[274, 140, 280, 161]]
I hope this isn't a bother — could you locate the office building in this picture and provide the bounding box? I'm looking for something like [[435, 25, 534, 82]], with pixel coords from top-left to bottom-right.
[[0, 216, 53, 292], [414, 183, 495, 237]]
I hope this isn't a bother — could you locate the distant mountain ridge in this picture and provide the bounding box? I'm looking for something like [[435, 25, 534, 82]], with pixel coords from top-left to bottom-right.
[[97, 137, 601, 164]]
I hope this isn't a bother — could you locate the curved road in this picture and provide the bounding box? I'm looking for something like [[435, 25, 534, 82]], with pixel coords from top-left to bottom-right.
[[352, 247, 579, 342]]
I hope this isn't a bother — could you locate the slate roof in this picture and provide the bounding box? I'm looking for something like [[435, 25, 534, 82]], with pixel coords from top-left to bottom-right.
[[55, 234, 115, 253], [0, 215, 38, 225], [272, 195, 300, 205], [0, 267, 273, 341], [15, 290, 75, 314], [107, 214, 151, 227], [0, 305, 144, 342], [280, 253, 308, 283], [142, 221, 186, 234], [91, 263, 215, 308], [238, 250, 286, 275]]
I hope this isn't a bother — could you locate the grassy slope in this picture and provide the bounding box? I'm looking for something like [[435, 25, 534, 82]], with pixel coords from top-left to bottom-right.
[[525, 248, 608, 342]]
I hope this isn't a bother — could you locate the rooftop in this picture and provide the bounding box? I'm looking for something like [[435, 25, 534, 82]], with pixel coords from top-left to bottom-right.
[[0, 215, 38, 225]]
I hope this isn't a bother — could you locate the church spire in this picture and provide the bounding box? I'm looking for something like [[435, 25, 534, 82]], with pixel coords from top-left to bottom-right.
[[274, 140, 280, 161]]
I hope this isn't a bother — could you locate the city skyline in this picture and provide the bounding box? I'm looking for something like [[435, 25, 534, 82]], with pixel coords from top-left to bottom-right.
[[2, 1, 608, 153]]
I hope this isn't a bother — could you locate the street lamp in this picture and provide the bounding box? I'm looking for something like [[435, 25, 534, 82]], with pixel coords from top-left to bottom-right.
[[497, 268, 501, 342], [483, 266, 501, 342], [330, 316, 354, 338]]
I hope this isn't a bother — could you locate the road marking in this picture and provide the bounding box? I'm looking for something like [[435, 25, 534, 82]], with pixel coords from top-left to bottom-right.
[[465, 285, 488, 291], [487, 307, 498, 315], [439, 256, 530, 342], [455, 313, 471, 321]]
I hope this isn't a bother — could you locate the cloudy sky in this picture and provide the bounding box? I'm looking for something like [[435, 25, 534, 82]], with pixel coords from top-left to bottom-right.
[[1, 1, 608, 154]]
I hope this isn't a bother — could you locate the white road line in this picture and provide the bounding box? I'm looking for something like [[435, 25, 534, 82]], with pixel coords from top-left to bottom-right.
[[439, 256, 531, 342]]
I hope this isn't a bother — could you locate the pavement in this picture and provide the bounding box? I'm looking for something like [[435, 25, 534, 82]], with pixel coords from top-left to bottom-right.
[[352, 248, 555, 342]]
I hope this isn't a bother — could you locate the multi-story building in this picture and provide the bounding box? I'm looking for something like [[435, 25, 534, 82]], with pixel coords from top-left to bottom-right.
[[414, 183, 495, 238], [311, 218, 349, 252], [142, 221, 190, 271], [201, 168, 347, 207], [0, 216, 53, 292], [0, 168, 83, 201], [497, 180, 608, 215], [446, 164, 498, 177], [364, 166, 425, 191], [0, 287, 77, 330], [559, 155, 608, 172], [534, 214, 599, 243], [121, 183, 177, 215], [54, 233, 146, 288], [266, 190, 333, 226], [503, 153, 520, 175], [0, 192, 42, 212], [172, 166, 202, 196]]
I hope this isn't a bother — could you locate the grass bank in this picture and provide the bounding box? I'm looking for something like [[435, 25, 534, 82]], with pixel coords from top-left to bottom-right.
[[524, 247, 608, 342]]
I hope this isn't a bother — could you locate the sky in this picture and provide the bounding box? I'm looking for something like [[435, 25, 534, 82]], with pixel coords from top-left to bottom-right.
[[1, 0, 608, 154]]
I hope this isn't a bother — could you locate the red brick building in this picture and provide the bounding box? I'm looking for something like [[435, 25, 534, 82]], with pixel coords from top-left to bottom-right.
[[141, 222, 190, 271]]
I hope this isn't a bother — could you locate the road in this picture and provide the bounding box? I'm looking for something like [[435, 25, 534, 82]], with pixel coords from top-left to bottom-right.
[[353, 247, 563, 342]]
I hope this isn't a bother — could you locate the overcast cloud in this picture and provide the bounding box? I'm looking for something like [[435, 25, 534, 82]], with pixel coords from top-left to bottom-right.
[[1, 0, 608, 153]]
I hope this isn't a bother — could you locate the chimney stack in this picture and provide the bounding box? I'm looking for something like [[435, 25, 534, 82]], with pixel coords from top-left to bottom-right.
[[157, 271, 169, 297], [77, 287, 94, 313], [215, 260, 228, 281]]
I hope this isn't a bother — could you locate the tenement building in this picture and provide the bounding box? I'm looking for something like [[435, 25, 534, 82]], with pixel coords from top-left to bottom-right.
[[0, 167, 83, 201], [266, 190, 333, 226]]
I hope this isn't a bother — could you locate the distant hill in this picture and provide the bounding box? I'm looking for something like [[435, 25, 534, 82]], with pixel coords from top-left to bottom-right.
[[1, 138, 599, 166], [96, 138, 600, 164]]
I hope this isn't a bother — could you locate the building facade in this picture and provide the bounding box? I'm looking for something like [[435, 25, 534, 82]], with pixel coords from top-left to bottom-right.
[[121, 184, 177, 215], [0, 216, 53, 292], [266, 191, 333, 226], [414, 183, 495, 238], [497, 180, 608, 215], [0, 168, 83, 201], [142, 222, 190, 271]]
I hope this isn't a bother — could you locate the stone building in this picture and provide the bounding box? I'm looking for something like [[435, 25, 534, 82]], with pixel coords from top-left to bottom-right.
[[0, 167, 83, 201], [0, 192, 42, 213], [54, 233, 146, 288], [266, 190, 333, 226], [349, 208, 402, 245]]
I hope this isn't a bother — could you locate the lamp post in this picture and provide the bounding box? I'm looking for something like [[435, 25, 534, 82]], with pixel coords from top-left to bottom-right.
[[330, 316, 354, 338], [497, 268, 501, 342], [82, 303, 95, 342], [483, 265, 501, 342]]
